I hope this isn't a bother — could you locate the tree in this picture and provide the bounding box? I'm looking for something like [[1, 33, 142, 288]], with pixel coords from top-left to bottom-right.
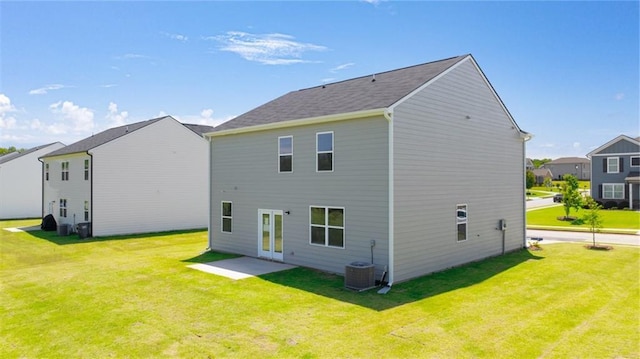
[[526, 170, 535, 190], [560, 174, 582, 219], [0, 146, 19, 156], [532, 158, 551, 169], [582, 197, 603, 246], [543, 177, 553, 191]]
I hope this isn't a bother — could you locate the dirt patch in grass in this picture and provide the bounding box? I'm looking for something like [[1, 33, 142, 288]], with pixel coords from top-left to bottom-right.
[[585, 245, 614, 251]]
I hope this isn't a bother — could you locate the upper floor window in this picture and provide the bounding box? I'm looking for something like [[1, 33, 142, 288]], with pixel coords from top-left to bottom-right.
[[632, 156, 640, 167], [45, 163, 49, 181], [84, 159, 90, 180], [310, 206, 344, 248], [59, 199, 67, 218], [456, 204, 468, 242], [221, 201, 232, 233], [316, 131, 334, 172], [61, 161, 69, 181], [278, 136, 293, 173], [606, 157, 621, 173]]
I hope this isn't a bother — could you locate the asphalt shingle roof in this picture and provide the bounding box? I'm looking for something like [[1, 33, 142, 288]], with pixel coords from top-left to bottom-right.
[[214, 55, 469, 132], [0, 142, 63, 164], [41, 116, 213, 158]]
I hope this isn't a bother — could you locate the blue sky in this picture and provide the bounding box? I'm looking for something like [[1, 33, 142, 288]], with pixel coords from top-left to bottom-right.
[[1, 1, 638, 159]]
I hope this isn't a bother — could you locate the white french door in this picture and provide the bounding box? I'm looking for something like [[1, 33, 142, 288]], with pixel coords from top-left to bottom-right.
[[258, 209, 284, 261]]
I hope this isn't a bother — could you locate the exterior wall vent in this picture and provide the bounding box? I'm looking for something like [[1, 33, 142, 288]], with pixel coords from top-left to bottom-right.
[[345, 262, 375, 291]]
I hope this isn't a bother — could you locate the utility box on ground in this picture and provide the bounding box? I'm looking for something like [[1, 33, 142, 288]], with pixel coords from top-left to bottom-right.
[[345, 262, 375, 291], [57, 223, 70, 236]]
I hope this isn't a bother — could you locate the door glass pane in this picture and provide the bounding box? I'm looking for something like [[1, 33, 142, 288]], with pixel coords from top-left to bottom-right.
[[274, 214, 283, 253], [262, 213, 270, 251]]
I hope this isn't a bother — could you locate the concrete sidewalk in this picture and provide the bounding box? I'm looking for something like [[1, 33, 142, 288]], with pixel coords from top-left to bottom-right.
[[527, 229, 640, 246]]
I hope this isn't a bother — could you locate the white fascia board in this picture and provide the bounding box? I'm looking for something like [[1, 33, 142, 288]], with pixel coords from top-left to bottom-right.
[[204, 108, 387, 138]]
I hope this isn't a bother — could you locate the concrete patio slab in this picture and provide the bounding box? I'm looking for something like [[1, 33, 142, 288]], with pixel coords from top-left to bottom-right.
[[188, 256, 297, 280]]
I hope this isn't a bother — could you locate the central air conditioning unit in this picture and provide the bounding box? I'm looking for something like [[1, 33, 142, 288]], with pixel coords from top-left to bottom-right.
[[345, 262, 375, 291]]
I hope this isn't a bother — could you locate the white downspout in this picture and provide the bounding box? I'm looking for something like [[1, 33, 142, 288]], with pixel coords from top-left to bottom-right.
[[379, 110, 394, 293], [207, 135, 213, 250], [521, 132, 533, 247]]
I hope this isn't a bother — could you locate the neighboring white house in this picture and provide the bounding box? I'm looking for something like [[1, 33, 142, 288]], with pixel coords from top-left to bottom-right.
[[0, 142, 66, 219], [40, 116, 213, 237], [205, 54, 531, 286]]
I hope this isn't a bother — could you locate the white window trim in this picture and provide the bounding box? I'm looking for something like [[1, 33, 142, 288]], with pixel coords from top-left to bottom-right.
[[221, 201, 232, 233], [602, 183, 624, 200], [278, 135, 293, 173], [84, 200, 90, 221], [84, 159, 90, 180], [456, 203, 468, 242], [316, 131, 334, 173], [309, 205, 345, 249], [607, 157, 619, 174], [631, 156, 640, 167], [45, 163, 49, 181], [60, 198, 67, 218], [61, 161, 69, 181]]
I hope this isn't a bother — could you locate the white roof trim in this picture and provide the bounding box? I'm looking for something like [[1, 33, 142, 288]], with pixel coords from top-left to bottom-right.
[[586, 135, 640, 158], [205, 108, 386, 137]]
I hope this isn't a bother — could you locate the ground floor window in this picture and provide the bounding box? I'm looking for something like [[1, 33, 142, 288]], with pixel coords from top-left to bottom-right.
[[84, 201, 89, 221], [221, 201, 232, 233], [456, 204, 467, 242], [59, 199, 67, 218], [310, 206, 344, 248], [602, 184, 624, 199]]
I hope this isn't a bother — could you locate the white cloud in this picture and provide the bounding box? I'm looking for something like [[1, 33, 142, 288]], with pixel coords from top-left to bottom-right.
[[210, 31, 327, 65], [115, 53, 148, 60], [572, 142, 581, 149], [49, 100, 95, 133], [172, 109, 234, 127], [614, 93, 625, 101], [100, 84, 118, 88], [330, 63, 355, 73], [29, 84, 66, 95], [0, 94, 18, 130], [105, 102, 129, 127], [162, 32, 188, 42]]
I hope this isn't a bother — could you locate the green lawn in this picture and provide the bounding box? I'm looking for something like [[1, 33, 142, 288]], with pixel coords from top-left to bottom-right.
[[1, 219, 639, 358], [528, 206, 640, 233]]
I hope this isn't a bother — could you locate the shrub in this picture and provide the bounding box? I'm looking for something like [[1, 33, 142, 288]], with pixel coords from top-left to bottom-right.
[[617, 201, 629, 210], [603, 201, 617, 209]]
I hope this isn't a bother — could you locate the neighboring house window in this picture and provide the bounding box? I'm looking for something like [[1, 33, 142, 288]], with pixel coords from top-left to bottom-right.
[[316, 131, 334, 172], [59, 199, 67, 218], [278, 136, 293, 173], [632, 156, 640, 167], [602, 184, 624, 199], [45, 163, 49, 181], [310, 206, 344, 248], [61, 161, 69, 181], [221, 201, 232, 233], [84, 201, 89, 221], [456, 204, 468, 242], [606, 157, 620, 173], [84, 159, 90, 180]]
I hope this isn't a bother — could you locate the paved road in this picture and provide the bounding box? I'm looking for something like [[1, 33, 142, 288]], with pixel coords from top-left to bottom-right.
[[527, 229, 640, 246], [526, 197, 557, 209]]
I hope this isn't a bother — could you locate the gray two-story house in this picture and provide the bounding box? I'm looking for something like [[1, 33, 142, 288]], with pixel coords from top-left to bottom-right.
[[541, 157, 590, 180], [587, 135, 640, 209], [205, 54, 531, 286]]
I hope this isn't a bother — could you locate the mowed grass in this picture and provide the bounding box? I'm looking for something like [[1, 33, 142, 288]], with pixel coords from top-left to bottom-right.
[[528, 206, 640, 232], [1, 219, 639, 358]]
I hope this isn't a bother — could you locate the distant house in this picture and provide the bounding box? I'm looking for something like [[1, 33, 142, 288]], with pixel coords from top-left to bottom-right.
[[0, 142, 66, 219], [205, 54, 530, 285], [40, 116, 213, 236], [532, 168, 553, 186], [525, 158, 534, 171], [587, 135, 640, 209], [541, 157, 590, 180]]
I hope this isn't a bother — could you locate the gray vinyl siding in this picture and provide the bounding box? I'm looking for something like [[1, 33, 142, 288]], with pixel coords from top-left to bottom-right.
[[90, 118, 209, 236], [591, 154, 640, 202], [594, 139, 639, 154], [210, 116, 389, 276], [392, 59, 525, 282]]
